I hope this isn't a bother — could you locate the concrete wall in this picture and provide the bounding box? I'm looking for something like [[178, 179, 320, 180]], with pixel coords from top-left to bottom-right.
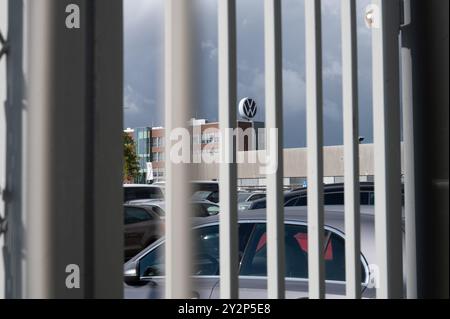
[[193, 143, 404, 181]]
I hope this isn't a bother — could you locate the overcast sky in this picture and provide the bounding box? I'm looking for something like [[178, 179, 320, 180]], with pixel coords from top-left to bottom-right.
[[124, 0, 373, 148]]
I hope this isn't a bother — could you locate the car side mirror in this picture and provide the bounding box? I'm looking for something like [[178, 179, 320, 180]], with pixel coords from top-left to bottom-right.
[[124, 260, 147, 287]]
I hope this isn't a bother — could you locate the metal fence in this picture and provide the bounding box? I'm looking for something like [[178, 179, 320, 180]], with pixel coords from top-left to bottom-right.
[[167, 0, 405, 299], [0, 0, 448, 299]]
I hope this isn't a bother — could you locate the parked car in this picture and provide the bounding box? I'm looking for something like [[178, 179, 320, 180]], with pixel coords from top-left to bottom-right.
[[124, 205, 394, 299], [123, 184, 164, 203], [126, 200, 220, 218], [237, 191, 266, 211], [124, 205, 164, 261], [191, 190, 220, 204], [139, 181, 220, 203], [243, 182, 378, 211]]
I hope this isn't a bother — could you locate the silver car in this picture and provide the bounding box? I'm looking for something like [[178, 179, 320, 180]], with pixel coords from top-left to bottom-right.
[[126, 199, 220, 218], [124, 206, 386, 299], [238, 192, 267, 211]]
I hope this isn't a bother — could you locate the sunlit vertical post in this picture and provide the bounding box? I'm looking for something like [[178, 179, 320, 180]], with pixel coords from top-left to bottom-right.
[[371, 0, 403, 299], [400, 0, 418, 299], [264, 0, 285, 299], [341, 0, 361, 299], [164, 0, 193, 299], [305, 0, 325, 299]]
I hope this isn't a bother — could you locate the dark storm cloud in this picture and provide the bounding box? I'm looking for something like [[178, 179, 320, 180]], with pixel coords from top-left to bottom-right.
[[124, 0, 373, 147]]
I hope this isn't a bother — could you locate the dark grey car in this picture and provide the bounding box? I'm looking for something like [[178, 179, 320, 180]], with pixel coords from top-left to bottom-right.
[[124, 205, 164, 261], [124, 206, 386, 299]]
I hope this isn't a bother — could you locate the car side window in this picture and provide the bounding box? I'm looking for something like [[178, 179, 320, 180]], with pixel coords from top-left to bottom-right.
[[285, 196, 299, 207], [324, 192, 344, 205], [191, 203, 209, 217], [360, 192, 369, 205], [240, 223, 367, 283], [139, 223, 255, 278], [249, 194, 266, 201], [296, 196, 307, 206], [368, 192, 375, 205], [252, 200, 266, 210], [151, 206, 165, 217], [124, 207, 153, 225], [207, 191, 220, 203], [284, 195, 307, 207]]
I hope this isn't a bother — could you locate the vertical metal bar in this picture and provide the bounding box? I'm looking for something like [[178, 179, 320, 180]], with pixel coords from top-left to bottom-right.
[[305, 0, 325, 299], [27, 0, 53, 298], [0, 0, 8, 300], [264, 0, 285, 299], [218, 0, 238, 299], [400, 0, 417, 299], [27, 0, 123, 298], [341, 0, 361, 299], [371, 0, 404, 299], [165, 0, 193, 299], [3, 0, 25, 299], [91, 0, 124, 298]]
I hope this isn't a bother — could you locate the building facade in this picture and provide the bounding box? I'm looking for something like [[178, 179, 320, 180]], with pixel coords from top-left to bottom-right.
[[127, 119, 264, 183]]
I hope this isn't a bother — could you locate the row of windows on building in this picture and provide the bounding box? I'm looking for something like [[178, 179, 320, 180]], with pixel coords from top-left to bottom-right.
[[140, 132, 223, 149], [150, 148, 221, 163], [152, 152, 165, 162]]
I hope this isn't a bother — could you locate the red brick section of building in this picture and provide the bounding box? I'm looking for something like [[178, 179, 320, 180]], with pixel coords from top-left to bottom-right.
[[149, 120, 262, 181]]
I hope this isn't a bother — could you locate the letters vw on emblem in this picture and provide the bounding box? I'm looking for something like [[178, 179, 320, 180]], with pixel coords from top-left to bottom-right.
[[238, 97, 258, 120]]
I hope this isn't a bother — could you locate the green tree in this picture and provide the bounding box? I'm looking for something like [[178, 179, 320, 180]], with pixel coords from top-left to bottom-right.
[[123, 133, 140, 183]]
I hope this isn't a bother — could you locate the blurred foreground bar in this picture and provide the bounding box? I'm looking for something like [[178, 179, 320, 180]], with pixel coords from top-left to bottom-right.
[[27, 0, 123, 298]]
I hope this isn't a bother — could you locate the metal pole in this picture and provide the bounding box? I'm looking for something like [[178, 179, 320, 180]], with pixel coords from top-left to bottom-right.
[[0, 0, 7, 299], [264, 0, 285, 299], [305, 0, 325, 299], [341, 0, 361, 299], [164, 0, 193, 299], [27, 0, 53, 298], [27, 0, 123, 298], [2, 0, 25, 299], [218, 0, 238, 299], [371, 0, 403, 299], [400, 0, 417, 299]]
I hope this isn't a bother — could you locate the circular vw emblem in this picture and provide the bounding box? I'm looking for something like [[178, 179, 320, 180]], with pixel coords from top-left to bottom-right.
[[238, 97, 257, 120]]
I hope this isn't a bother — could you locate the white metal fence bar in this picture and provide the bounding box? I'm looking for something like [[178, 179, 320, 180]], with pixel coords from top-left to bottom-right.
[[400, 0, 417, 299], [27, 0, 54, 298], [305, 0, 325, 299], [371, 0, 404, 299], [341, 0, 361, 299], [164, 0, 193, 299], [264, 0, 285, 299], [218, 0, 238, 299]]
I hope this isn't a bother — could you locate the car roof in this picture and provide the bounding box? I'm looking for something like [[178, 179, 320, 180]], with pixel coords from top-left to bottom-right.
[[127, 199, 218, 210], [288, 182, 375, 192], [191, 205, 375, 229]]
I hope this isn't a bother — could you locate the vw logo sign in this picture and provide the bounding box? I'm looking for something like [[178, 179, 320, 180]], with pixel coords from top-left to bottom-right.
[[238, 97, 257, 120]]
